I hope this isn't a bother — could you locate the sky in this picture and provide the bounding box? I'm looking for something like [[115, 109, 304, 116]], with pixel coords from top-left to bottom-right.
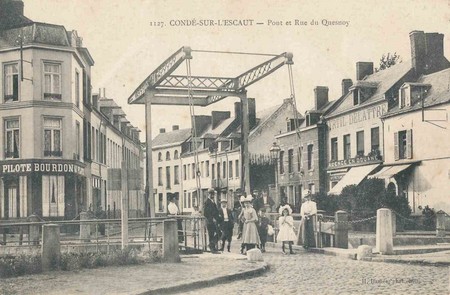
[[23, 0, 450, 141]]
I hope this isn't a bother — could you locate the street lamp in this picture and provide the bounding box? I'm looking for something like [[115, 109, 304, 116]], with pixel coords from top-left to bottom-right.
[[269, 142, 281, 205]]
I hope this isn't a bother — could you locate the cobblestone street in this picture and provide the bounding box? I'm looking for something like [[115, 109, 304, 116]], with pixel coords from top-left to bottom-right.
[[184, 247, 449, 295]]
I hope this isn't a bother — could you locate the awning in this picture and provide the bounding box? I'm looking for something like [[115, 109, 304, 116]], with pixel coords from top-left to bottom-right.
[[328, 164, 380, 195], [368, 164, 413, 180]]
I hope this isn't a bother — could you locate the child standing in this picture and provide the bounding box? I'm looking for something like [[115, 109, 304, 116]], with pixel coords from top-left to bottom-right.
[[258, 208, 270, 252], [277, 204, 297, 254]]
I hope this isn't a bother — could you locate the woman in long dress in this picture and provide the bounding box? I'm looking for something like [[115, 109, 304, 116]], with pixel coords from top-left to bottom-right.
[[277, 204, 297, 254], [241, 195, 261, 252]]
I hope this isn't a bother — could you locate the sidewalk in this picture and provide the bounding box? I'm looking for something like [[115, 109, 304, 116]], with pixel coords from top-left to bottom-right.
[[0, 252, 267, 295]]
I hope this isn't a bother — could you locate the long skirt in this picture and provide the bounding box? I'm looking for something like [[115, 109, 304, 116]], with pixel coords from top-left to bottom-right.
[[242, 221, 261, 245], [303, 218, 316, 248]]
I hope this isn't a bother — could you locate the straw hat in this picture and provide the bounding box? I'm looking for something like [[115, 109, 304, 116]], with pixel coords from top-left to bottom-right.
[[279, 204, 293, 215], [240, 195, 246, 202], [220, 197, 227, 203]]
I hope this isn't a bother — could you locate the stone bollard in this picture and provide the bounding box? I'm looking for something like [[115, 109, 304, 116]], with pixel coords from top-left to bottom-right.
[[392, 213, 397, 237], [80, 211, 91, 242], [28, 214, 41, 245], [436, 210, 446, 238], [376, 208, 394, 255], [356, 245, 373, 260], [335, 210, 348, 249], [247, 248, 264, 261], [163, 219, 180, 263], [41, 224, 61, 271]]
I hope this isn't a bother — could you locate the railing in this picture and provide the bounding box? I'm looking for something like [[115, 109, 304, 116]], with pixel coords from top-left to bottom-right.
[[0, 215, 207, 256]]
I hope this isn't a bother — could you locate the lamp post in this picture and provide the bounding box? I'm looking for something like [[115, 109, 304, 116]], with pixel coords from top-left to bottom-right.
[[269, 142, 281, 205]]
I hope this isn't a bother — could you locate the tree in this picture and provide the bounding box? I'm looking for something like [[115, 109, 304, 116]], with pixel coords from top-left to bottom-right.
[[374, 52, 402, 72]]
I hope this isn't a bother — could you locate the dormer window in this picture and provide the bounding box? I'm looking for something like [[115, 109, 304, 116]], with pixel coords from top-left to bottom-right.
[[399, 83, 430, 109], [353, 88, 360, 106]]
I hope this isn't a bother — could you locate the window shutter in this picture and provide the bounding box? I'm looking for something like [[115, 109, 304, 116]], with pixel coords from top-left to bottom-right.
[[394, 132, 399, 160], [406, 129, 413, 159]]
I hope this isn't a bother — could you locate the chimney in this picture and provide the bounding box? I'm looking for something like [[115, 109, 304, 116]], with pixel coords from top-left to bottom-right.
[[234, 102, 242, 122], [248, 98, 256, 129], [410, 30, 427, 76], [341, 79, 353, 96], [159, 128, 166, 134], [424, 32, 447, 74], [172, 125, 179, 131], [211, 111, 230, 129], [314, 86, 329, 110], [356, 62, 374, 80]]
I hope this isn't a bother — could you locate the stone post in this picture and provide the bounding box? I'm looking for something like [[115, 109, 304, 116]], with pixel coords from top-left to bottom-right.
[[436, 210, 446, 237], [334, 210, 348, 249], [41, 224, 60, 271], [163, 219, 180, 262], [80, 211, 91, 242], [392, 213, 396, 237], [376, 208, 394, 255], [28, 214, 40, 245]]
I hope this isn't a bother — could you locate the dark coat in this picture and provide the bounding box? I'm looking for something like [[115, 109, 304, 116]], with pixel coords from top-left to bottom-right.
[[204, 197, 219, 224], [218, 207, 234, 224]]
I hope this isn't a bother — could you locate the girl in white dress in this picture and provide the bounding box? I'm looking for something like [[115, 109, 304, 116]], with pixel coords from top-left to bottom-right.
[[277, 205, 297, 254]]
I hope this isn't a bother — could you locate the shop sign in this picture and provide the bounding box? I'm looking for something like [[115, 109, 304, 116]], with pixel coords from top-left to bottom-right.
[[328, 103, 387, 130], [1, 162, 85, 175], [328, 155, 379, 169]]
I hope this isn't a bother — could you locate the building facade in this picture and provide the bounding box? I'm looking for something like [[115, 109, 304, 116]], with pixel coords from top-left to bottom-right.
[[0, 1, 144, 220]]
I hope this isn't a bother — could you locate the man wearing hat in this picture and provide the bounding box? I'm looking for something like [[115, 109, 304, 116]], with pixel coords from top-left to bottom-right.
[[300, 189, 317, 249], [218, 197, 234, 252], [204, 188, 220, 253]]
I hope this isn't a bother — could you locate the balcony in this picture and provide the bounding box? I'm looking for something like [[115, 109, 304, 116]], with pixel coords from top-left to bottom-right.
[[5, 151, 19, 159], [44, 150, 63, 157]]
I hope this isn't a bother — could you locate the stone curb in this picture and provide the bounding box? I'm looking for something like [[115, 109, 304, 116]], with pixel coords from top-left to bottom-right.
[[359, 257, 450, 266], [135, 261, 269, 295], [267, 242, 450, 266]]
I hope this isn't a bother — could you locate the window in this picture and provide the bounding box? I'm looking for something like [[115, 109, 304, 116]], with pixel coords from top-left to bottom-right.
[[229, 161, 233, 178], [353, 89, 359, 105], [42, 175, 65, 217], [222, 161, 226, 179], [75, 122, 80, 160], [43, 62, 62, 100], [187, 164, 190, 179], [44, 118, 62, 157], [166, 151, 170, 160], [395, 130, 413, 160], [217, 162, 221, 179], [235, 159, 239, 177], [158, 152, 162, 161], [343, 134, 351, 160], [158, 167, 163, 186], [279, 151, 285, 174], [4, 63, 19, 102], [297, 146, 303, 171], [5, 118, 20, 158], [371, 127, 380, 152], [75, 70, 80, 107], [205, 160, 210, 177], [158, 193, 164, 211], [288, 149, 294, 173], [174, 166, 179, 184], [174, 150, 179, 159], [307, 144, 314, 170], [183, 165, 187, 180], [331, 137, 338, 161], [166, 166, 171, 188], [356, 131, 364, 156], [212, 163, 215, 179], [192, 163, 196, 179]]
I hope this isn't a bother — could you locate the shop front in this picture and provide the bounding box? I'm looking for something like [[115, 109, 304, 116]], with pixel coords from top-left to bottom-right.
[[0, 160, 86, 221]]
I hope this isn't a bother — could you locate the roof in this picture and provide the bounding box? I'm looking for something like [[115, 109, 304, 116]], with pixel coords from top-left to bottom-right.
[[325, 61, 413, 118], [0, 23, 70, 49], [383, 67, 450, 118], [200, 116, 234, 138], [152, 128, 191, 148]]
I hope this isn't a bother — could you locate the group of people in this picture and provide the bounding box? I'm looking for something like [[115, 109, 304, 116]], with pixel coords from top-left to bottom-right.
[[203, 187, 318, 255]]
